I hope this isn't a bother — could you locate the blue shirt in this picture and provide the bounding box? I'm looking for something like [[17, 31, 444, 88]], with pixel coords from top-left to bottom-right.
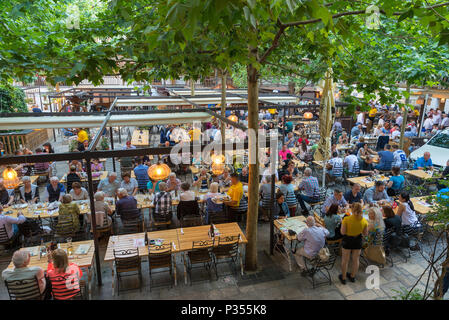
[[414, 157, 433, 169], [377, 150, 394, 170], [133, 164, 149, 189], [32, 107, 42, 113], [389, 175, 405, 190], [351, 126, 360, 137], [404, 131, 415, 138]]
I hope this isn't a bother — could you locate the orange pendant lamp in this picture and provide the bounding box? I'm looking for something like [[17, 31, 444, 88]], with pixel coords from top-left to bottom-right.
[[211, 154, 226, 175], [304, 112, 313, 119], [2, 167, 19, 189], [148, 163, 171, 181], [228, 115, 239, 122]]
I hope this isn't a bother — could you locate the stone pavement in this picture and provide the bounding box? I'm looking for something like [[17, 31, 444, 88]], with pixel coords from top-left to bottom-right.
[[0, 129, 446, 300]]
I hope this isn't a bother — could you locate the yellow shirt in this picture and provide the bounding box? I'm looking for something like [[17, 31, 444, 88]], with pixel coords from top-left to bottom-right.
[[77, 130, 88, 143], [268, 109, 276, 115], [414, 109, 420, 116], [227, 182, 243, 208], [342, 214, 368, 237], [368, 108, 377, 117], [188, 129, 201, 142]]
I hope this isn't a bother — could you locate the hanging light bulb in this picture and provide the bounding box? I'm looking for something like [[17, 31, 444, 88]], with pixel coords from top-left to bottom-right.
[[2, 166, 19, 189], [304, 112, 313, 119], [211, 154, 225, 175], [148, 163, 171, 181], [228, 115, 238, 122]]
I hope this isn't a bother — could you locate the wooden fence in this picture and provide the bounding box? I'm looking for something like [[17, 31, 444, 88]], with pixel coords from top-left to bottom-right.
[[0, 129, 49, 155]]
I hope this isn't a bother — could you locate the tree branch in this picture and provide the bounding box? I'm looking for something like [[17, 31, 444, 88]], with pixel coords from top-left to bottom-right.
[[259, 20, 286, 64]]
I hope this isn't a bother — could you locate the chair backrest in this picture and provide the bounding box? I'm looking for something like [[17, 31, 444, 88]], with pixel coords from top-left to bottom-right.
[[213, 235, 239, 258], [0, 225, 11, 244], [313, 212, 324, 226], [54, 219, 76, 237], [118, 207, 141, 221], [319, 188, 327, 202], [153, 211, 172, 223], [5, 278, 42, 300], [18, 218, 43, 239], [180, 215, 203, 228], [209, 211, 229, 224], [120, 216, 143, 234], [176, 200, 200, 220], [237, 195, 248, 213], [148, 244, 172, 270], [189, 240, 213, 263], [113, 248, 141, 272]]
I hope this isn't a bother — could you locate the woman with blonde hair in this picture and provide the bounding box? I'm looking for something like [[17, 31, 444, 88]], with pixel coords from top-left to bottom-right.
[[47, 249, 83, 300], [339, 202, 369, 285], [367, 206, 385, 244]]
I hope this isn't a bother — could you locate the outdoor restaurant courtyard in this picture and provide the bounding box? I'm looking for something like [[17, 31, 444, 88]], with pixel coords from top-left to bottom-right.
[[0, 0, 449, 309]]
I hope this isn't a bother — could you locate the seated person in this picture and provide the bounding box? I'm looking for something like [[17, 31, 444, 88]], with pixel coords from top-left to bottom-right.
[[386, 166, 405, 196], [33, 148, 50, 172], [413, 152, 433, 170], [294, 216, 329, 274], [239, 166, 249, 185], [69, 182, 88, 201], [44, 177, 66, 203], [147, 179, 162, 194], [47, 249, 83, 300], [153, 182, 173, 219], [0, 205, 26, 240], [359, 156, 378, 176], [2, 250, 46, 294], [363, 180, 392, 205], [90, 191, 113, 229], [55, 194, 80, 234], [180, 182, 196, 201], [274, 191, 290, 219], [19, 176, 39, 204], [120, 172, 138, 196], [322, 189, 348, 216], [166, 173, 181, 192], [392, 145, 408, 169], [396, 192, 420, 251], [344, 183, 363, 205], [97, 172, 120, 198], [297, 168, 320, 216], [323, 204, 342, 241], [116, 188, 141, 221], [375, 144, 394, 171], [326, 152, 344, 179], [279, 144, 297, 161], [0, 180, 14, 207], [193, 168, 211, 191], [366, 207, 385, 245], [338, 131, 350, 144], [90, 158, 103, 172], [204, 183, 224, 223], [66, 166, 81, 192], [217, 167, 232, 189], [343, 150, 360, 175]]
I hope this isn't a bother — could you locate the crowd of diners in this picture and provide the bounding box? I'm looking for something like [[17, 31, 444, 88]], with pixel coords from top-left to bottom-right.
[[1, 102, 449, 299]]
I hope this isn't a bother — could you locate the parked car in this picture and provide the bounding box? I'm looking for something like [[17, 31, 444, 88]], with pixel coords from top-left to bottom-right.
[[409, 128, 449, 167]]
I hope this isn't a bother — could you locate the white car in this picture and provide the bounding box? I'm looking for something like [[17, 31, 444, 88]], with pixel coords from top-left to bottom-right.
[[409, 128, 449, 167]]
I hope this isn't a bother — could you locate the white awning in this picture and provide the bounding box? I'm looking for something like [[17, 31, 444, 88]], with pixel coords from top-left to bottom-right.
[[0, 112, 212, 130], [115, 95, 297, 107]]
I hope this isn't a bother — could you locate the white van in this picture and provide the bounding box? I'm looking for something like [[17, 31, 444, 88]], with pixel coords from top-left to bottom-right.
[[409, 128, 449, 167]]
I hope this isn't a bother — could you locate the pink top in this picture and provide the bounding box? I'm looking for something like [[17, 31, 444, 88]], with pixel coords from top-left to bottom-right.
[[279, 149, 293, 160]]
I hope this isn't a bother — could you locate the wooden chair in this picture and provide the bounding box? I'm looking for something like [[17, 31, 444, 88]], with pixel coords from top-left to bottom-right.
[[113, 248, 142, 295], [52, 218, 84, 242], [151, 210, 172, 230], [313, 212, 325, 226], [209, 211, 229, 224], [18, 217, 47, 247], [212, 235, 242, 278], [148, 243, 175, 290], [0, 225, 19, 253], [119, 216, 144, 235], [86, 211, 112, 239], [186, 240, 215, 285], [5, 278, 44, 300]]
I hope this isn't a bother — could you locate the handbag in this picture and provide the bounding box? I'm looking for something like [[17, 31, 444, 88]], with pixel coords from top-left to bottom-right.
[[364, 245, 386, 265], [318, 247, 330, 262]]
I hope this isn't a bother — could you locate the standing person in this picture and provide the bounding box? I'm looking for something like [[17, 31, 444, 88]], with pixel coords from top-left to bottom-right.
[[133, 158, 149, 192], [339, 203, 369, 284]]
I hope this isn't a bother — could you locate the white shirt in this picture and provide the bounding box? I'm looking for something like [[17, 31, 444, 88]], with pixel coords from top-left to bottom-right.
[[357, 112, 364, 124], [344, 154, 358, 173], [396, 116, 403, 127], [378, 118, 385, 127], [433, 112, 441, 125], [393, 150, 407, 167], [391, 130, 401, 140], [441, 116, 449, 128], [424, 118, 434, 130]]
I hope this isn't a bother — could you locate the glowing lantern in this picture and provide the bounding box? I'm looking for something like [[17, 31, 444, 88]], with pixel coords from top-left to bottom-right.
[[148, 163, 171, 181], [304, 112, 313, 119], [211, 154, 225, 175], [2, 167, 19, 189], [228, 115, 239, 122]]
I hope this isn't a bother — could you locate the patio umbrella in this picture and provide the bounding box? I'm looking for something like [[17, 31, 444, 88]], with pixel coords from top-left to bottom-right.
[[313, 67, 335, 187]]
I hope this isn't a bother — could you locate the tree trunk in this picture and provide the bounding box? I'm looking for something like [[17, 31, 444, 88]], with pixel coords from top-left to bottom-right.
[[191, 80, 195, 96], [221, 71, 227, 140], [399, 83, 410, 150], [245, 50, 260, 271]]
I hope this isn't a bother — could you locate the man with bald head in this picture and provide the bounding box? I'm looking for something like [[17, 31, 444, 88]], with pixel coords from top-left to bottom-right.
[[295, 216, 329, 275], [413, 152, 433, 170]]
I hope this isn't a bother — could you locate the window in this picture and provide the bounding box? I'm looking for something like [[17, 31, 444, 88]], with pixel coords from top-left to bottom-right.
[[427, 133, 449, 149]]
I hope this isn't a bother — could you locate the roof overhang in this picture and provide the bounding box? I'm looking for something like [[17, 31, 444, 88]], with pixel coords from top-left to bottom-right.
[[0, 112, 212, 130]]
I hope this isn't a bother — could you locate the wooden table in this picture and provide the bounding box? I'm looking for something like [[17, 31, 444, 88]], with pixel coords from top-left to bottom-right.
[[5, 240, 95, 299], [60, 171, 108, 183], [404, 170, 439, 181], [273, 216, 306, 271], [104, 223, 247, 292], [131, 129, 150, 146], [410, 196, 435, 215], [346, 175, 389, 189], [312, 160, 326, 168], [361, 155, 380, 163], [336, 144, 354, 151]]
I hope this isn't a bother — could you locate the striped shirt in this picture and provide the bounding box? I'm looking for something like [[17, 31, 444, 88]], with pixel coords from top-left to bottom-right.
[[47, 263, 82, 300], [279, 184, 297, 207], [328, 157, 343, 177]]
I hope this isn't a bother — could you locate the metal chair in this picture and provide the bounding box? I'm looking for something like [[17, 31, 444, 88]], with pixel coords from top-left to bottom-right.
[[18, 217, 47, 247], [5, 278, 44, 300], [151, 210, 172, 230], [148, 243, 175, 290], [212, 235, 242, 278], [119, 216, 144, 235], [209, 211, 229, 224], [0, 225, 19, 253], [311, 187, 327, 216], [113, 248, 142, 295], [186, 240, 215, 285], [303, 244, 338, 289]]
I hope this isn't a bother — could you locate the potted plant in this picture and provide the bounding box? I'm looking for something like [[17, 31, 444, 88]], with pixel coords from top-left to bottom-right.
[[99, 137, 110, 150]]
